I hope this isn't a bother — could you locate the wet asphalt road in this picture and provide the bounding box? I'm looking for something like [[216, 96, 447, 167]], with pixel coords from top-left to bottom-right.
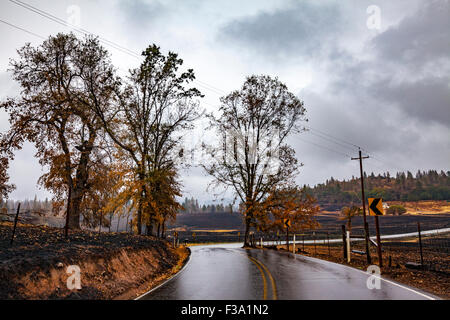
[[139, 243, 436, 300]]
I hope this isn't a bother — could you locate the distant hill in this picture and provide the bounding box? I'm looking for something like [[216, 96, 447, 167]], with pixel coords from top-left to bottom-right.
[[305, 169, 450, 211], [169, 211, 244, 230]]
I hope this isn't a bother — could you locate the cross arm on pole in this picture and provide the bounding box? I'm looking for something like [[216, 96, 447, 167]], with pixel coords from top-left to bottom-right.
[[351, 156, 369, 160]]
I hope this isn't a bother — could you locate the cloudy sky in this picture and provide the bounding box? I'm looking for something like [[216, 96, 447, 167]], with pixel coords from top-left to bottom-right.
[[0, 0, 449, 203]]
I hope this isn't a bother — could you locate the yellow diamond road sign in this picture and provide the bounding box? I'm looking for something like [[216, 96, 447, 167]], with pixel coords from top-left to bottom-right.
[[368, 198, 384, 216]]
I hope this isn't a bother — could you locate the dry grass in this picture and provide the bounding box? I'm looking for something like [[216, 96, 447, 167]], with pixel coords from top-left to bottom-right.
[[387, 200, 450, 215], [190, 229, 239, 233]]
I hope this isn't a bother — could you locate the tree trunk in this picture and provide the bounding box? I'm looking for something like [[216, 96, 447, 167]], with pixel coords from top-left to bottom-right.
[[68, 140, 94, 230], [68, 186, 83, 229], [244, 216, 251, 247], [136, 170, 146, 235], [64, 184, 72, 238], [146, 223, 153, 236], [137, 197, 142, 235]]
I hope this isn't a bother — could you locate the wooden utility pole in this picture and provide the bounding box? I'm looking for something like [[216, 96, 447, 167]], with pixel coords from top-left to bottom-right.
[[352, 149, 372, 264]]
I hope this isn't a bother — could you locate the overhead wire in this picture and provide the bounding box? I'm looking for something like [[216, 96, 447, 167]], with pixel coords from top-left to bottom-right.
[[3, 2, 407, 174]]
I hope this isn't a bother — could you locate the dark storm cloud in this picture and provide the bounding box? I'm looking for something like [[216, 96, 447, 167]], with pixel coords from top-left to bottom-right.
[[367, 0, 450, 126], [331, 0, 450, 127], [371, 0, 450, 67], [217, 1, 345, 59], [372, 77, 450, 126]]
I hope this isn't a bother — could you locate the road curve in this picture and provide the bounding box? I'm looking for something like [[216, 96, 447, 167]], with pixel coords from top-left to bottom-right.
[[138, 243, 437, 300]]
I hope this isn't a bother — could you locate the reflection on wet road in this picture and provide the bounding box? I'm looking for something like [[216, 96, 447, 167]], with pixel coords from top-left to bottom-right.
[[139, 243, 436, 300]]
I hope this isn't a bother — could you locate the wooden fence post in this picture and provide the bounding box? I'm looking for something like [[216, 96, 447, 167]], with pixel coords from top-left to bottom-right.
[[418, 222, 424, 268], [342, 225, 347, 260], [10, 203, 21, 246]]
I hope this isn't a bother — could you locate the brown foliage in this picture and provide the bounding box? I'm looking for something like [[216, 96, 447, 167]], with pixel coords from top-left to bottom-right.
[[255, 187, 320, 232], [0, 33, 120, 229], [202, 75, 307, 245]]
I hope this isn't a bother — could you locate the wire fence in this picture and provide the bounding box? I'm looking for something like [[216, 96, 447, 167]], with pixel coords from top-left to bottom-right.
[[2, 208, 449, 274]]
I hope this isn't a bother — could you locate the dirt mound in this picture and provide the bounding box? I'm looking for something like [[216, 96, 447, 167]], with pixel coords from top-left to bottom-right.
[[0, 222, 189, 299]]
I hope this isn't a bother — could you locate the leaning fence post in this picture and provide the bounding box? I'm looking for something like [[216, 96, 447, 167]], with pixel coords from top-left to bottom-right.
[[327, 232, 330, 256], [342, 225, 347, 260], [313, 232, 316, 254], [10, 203, 21, 246], [418, 222, 424, 268]]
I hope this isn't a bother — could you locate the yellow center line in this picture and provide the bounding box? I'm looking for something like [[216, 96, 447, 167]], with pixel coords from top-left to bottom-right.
[[255, 258, 278, 300], [248, 256, 267, 300]]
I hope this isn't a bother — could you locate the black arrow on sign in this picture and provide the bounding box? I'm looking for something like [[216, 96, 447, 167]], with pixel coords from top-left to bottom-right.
[[370, 198, 383, 216], [285, 219, 290, 228]]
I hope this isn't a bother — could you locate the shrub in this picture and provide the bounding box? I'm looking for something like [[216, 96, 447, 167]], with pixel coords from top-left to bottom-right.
[[387, 205, 407, 215]]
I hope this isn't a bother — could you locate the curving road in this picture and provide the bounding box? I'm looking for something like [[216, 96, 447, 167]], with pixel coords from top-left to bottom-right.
[[138, 243, 437, 300]]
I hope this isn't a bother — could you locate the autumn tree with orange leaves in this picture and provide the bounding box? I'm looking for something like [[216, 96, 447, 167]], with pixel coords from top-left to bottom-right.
[[0, 155, 15, 201], [256, 187, 320, 233], [0, 33, 120, 233], [95, 44, 202, 235]]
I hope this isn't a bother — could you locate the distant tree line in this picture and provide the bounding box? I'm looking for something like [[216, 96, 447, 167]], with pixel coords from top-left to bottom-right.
[[305, 170, 450, 210], [180, 197, 233, 214], [0, 196, 53, 213]]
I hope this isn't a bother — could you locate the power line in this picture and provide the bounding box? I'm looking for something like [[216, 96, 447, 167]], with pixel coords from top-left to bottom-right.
[[4, 1, 410, 174], [297, 137, 352, 158], [303, 124, 407, 172], [194, 79, 226, 96], [9, 0, 229, 98], [305, 129, 358, 152], [304, 125, 362, 150], [0, 18, 45, 39], [9, 0, 142, 59]]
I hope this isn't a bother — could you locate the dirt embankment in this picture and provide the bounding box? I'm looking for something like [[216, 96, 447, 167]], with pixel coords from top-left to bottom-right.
[[0, 222, 189, 299]]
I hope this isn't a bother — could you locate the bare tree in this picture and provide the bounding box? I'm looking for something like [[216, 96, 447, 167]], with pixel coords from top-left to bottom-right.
[[202, 75, 307, 246]]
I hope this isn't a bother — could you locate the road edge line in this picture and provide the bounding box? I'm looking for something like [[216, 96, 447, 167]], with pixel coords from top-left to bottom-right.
[[292, 252, 438, 300], [135, 247, 192, 300]]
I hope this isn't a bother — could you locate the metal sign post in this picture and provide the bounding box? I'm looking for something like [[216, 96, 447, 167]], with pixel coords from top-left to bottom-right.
[[369, 198, 385, 268], [283, 218, 291, 251]]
